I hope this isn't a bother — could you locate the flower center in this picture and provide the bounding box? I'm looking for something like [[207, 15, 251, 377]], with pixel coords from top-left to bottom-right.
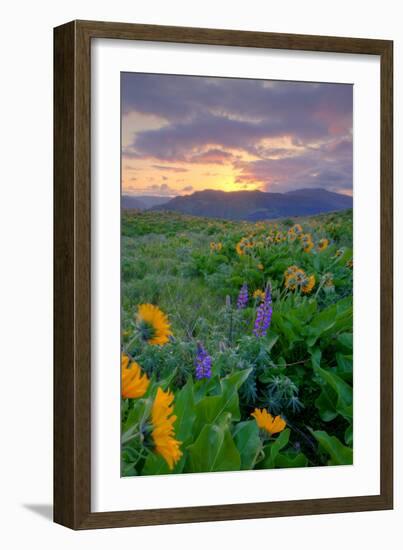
[[138, 320, 156, 341]]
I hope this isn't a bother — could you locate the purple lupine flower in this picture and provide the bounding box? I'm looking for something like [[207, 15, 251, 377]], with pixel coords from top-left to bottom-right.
[[195, 342, 212, 380], [237, 283, 249, 309], [253, 287, 273, 338]]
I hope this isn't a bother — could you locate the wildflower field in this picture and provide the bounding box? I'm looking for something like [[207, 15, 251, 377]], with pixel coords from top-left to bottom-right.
[[121, 208, 353, 476]]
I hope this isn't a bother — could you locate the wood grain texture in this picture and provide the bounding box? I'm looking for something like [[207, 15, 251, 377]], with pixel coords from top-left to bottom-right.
[[54, 20, 393, 530]]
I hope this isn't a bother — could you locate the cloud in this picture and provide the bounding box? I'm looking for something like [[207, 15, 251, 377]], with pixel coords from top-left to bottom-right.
[[235, 138, 352, 193], [122, 74, 353, 193], [130, 183, 177, 196], [152, 165, 188, 172], [189, 148, 234, 164]]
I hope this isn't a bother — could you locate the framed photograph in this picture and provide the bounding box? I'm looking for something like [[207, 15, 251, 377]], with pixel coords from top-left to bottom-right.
[[54, 20, 393, 529]]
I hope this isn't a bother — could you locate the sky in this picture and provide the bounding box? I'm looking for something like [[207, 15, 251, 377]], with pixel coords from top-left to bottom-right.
[[121, 73, 353, 197]]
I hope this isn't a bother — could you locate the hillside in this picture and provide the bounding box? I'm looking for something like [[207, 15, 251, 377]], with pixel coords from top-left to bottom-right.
[[150, 188, 352, 221], [122, 194, 171, 210]]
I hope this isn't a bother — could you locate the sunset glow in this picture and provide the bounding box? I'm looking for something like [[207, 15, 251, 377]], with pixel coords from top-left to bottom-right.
[[121, 74, 353, 197]]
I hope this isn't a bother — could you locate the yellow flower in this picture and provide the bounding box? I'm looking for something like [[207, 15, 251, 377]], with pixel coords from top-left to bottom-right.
[[300, 234, 314, 253], [137, 304, 172, 345], [257, 263, 264, 271], [236, 240, 245, 255], [284, 265, 299, 278], [251, 408, 286, 435], [151, 387, 182, 469], [346, 258, 353, 269], [121, 353, 149, 399], [236, 237, 253, 256], [253, 289, 266, 301], [301, 274, 315, 294], [292, 223, 303, 235], [216, 242, 223, 251], [284, 266, 306, 291], [317, 238, 329, 252], [210, 241, 216, 250]]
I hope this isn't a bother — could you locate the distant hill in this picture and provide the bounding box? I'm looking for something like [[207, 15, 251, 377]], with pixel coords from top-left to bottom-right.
[[122, 195, 171, 210], [151, 188, 352, 221]]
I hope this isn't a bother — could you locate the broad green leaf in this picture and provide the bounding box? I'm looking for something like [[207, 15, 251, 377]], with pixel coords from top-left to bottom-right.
[[345, 424, 353, 446], [337, 333, 353, 351], [121, 462, 137, 477], [260, 429, 290, 469], [275, 451, 308, 468], [307, 304, 337, 346], [311, 430, 353, 466], [187, 423, 241, 473], [263, 333, 279, 353], [174, 378, 196, 445], [193, 368, 252, 437], [309, 347, 321, 369], [233, 421, 262, 470], [122, 398, 150, 435], [141, 451, 172, 476], [314, 365, 352, 421], [314, 387, 339, 421]]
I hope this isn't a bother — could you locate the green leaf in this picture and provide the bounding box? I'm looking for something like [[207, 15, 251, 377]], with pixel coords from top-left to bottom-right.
[[174, 378, 196, 445], [311, 430, 353, 466], [233, 421, 262, 470], [193, 368, 252, 437], [122, 398, 149, 433], [187, 423, 241, 472], [307, 304, 337, 346], [314, 365, 352, 421], [314, 387, 339, 421], [259, 429, 290, 469], [275, 451, 308, 468], [263, 333, 279, 353], [141, 451, 172, 476], [345, 424, 353, 446], [337, 333, 353, 351]]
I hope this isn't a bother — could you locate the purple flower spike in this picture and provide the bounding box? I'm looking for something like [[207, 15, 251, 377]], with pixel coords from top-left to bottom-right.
[[195, 342, 212, 380], [253, 287, 273, 338], [237, 283, 249, 309]]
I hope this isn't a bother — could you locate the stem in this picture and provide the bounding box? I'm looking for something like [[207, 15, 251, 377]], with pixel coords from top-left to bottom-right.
[[124, 331, 141, 353]]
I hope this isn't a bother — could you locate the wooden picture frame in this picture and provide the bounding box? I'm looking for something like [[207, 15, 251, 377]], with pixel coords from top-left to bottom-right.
[[54, 20, 393, 529]]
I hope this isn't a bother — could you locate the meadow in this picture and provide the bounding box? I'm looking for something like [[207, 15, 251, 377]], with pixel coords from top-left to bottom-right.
[[121, 208, 353, 476]]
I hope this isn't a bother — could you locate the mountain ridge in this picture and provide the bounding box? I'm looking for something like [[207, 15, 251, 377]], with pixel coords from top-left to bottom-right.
[[149, 188, 352, 221]]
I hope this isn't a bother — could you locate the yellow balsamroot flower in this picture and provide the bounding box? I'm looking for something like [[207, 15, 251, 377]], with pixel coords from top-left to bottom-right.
[[346, 258, 353, 269], [284, 266, 306, 291], [300, 233, 314, 253], [292, 223, 303, 235], [137, 304, 172, 346], [317, 238, 329, 252], [284, 265, 299, 277], [301, 274, 315, 294], [253, 289, 266, 301], [151, 387, 182, 469], [121, 353, 149, 399], [257, 263, 264, 271], [210, 241, 223, 252], [236, 239, 245, 255], [236, 237, 253, 256], [251, 408, 286, 436]]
